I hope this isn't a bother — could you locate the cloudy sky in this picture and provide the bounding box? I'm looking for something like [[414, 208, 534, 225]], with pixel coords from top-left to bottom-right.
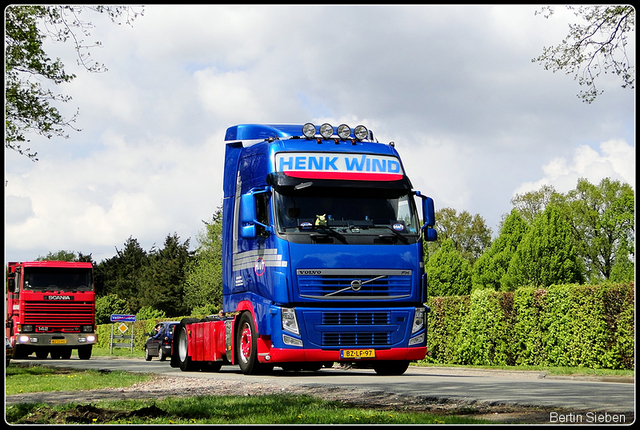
[[5, 5, 635, 264]]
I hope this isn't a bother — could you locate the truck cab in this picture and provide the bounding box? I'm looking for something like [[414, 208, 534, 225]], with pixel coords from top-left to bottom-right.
[[221, 123, 436, 375]]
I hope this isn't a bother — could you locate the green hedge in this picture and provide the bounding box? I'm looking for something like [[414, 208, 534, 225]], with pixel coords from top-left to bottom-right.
[[425, 283, 634, 370]]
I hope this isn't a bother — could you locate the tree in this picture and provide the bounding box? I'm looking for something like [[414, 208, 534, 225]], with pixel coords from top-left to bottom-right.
[[138, 234, 193, 317], [472, 209, 529, 291], [561, 178, 634, 282], [502, 204, 584, 289], [96, 237, 148, 308], [4, 5, 143, 160], [431, 208, 492, 265], [426, 238, 472, 296], [184, 210, 224, 314], [532, 5, 635, 103], [509, 184, 558, 225], [36, 250, 94, 262]]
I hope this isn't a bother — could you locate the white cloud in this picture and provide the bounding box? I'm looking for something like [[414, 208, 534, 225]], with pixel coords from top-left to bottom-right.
[[513, 139, 635, 196]]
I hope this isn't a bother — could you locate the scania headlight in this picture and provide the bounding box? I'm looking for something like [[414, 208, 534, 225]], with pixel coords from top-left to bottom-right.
[[411, 307, 426, 334], [281, 308, 300, 335], [319, 123, 334, 139], [337, 124, 351, 140], [302, 123, 316, 138]]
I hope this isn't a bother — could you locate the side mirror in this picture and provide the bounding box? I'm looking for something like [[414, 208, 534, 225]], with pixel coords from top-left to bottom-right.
[[7, 278, 15, 294], [240, 193, 258, 239], [416, 192, 437, 242], [421, 196, 435, 228]]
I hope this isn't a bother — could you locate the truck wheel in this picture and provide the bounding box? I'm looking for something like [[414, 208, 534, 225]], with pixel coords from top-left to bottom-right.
[[236, 312, 273, 375], [373, 360, 410, 376], [171, 318, 199, 368], [78, 345, 92, 360], [177, 325, 196, 371]]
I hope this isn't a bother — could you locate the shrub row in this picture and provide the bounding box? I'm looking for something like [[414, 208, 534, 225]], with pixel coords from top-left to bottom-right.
[[425, 283, 634, 369]]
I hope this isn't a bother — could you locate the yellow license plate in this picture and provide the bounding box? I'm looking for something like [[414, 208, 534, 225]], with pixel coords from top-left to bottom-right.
[[50, 339, 67, 344], [340, 349, 375, 359]]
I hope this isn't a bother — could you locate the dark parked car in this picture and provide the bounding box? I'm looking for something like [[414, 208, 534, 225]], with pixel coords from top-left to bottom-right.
[[144, 321, 179, 361]]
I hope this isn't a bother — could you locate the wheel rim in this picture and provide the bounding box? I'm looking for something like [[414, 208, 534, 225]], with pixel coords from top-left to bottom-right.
[[240, 323, 252, 364], [179, 328, 188, 362]]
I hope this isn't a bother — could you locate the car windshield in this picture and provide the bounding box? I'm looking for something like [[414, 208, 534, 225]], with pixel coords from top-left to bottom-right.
[[22, 268, 94, 292], [274, 187, 420, 236]]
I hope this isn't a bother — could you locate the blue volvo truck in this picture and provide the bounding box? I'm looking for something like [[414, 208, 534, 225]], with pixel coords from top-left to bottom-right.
[[172, 123, 437, 375]]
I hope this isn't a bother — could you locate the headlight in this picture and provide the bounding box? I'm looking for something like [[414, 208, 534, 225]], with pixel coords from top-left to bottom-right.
[[319, 123, 334, 139], [337, 124, 351, 140], [281, 308, 300, 335], [411, 307, 426, 334], [302, 123, 316, 138], [354, 125, 368, 141]]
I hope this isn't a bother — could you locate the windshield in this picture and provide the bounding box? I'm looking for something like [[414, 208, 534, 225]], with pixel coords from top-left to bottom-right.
[[274, 188, 420, 243], [23, 268, 94, 292]]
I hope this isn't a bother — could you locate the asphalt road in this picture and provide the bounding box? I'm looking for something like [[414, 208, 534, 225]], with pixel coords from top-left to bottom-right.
[[10, 356, 635, 416]]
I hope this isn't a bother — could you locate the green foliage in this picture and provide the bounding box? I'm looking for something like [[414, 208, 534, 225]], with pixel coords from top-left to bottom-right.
[[472, 209, 528, 291], [136, 306, 167, 321], [183, 209, 224, 313], [4, 5, 143, 160], [426, 283, 634, 370], [455, 289, 514, 366], [532, 5, 635, 103], [426, 238, 472, 296], [138, 233, 193, 316], [429, 207, 492, 264], [502, 205, 584, 289], [562, 178, 635, 282], [95, 294, 130, 325]]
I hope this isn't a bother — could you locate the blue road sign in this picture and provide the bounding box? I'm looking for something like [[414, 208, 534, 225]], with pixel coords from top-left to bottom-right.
[[110, 314, 137, 322]]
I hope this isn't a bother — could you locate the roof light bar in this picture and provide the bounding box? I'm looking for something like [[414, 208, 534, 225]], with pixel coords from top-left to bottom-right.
[[300, 123, 371, 142]]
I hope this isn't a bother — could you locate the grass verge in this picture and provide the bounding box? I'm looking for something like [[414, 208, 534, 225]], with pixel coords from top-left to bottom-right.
[[5, 364, 153, 395], [6, 395, 487, 424]]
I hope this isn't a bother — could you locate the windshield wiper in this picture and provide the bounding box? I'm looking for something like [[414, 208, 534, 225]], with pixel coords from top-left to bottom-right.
[[313, 226, 347, 244], [373, 225, 409, 244]]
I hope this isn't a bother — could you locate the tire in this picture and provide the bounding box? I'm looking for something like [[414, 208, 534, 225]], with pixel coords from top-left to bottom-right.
[[60, 348, 72, 360], [177, 325, 196, 371], [145, 347, 152, 361], [78, 345, 92, 360], [236, 312, 273, 375], [171, 318, 199, 370], [158, 348, 166, 361], [373, 360, 410, 376]]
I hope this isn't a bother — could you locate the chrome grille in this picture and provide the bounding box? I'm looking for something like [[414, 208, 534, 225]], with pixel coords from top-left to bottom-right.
[[297, 269, 412, 299]]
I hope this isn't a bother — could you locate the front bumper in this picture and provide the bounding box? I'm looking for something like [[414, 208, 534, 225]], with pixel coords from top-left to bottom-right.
[[262, 346, 427, 364], [16, 333, 97, 347]]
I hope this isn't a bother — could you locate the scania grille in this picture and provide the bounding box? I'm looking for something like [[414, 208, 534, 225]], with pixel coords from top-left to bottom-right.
[[297, 269, 412, 299], [23, 301, 94, 330]]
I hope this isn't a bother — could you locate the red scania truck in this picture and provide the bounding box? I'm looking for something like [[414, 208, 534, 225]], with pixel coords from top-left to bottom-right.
[[171, 123, 437, 375], [6, 261, 97, 360]]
